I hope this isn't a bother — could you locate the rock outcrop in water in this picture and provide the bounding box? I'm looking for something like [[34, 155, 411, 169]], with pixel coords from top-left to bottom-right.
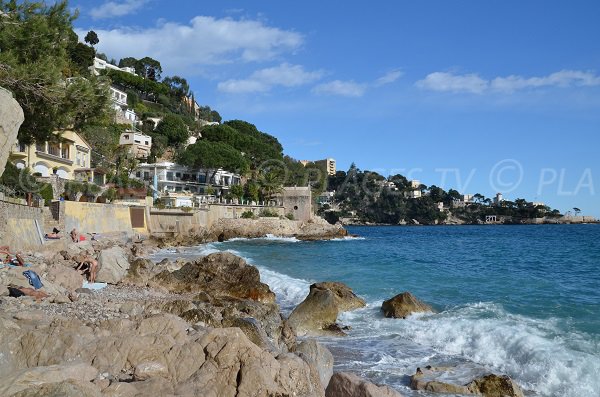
[[288, 281, 366, 336], [326, 372, 404, 397], [410, 366, 525, 397], [381, 291, 434, 318], [150, 252, 276, 303]]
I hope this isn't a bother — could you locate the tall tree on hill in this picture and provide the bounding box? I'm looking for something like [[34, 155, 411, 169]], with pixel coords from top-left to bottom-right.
[[137, 56, 162, 81], [155, 114, 189, 146], [118, 57, 138, 69], [178, 140, 250, 186], [84, 30, 99, 47], [0, 0, 110, 144], [163, 75, 190, 99]]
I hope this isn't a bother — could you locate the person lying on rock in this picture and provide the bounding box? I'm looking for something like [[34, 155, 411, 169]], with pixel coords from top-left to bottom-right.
[[74, 252, 98, 283], [8, 284, 49, 302], [45, 227, 61, 239], [70, 228, 86, 242], [1, 250, 26, 266]]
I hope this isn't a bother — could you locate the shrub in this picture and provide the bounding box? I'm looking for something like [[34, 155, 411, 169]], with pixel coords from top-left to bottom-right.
[[285, 213, 294, 220], [259, 208, 279, 217], [180, 206, 192, 212], [39, 183, 54, 205], [102, 187, 117, 202], [241, 210, 255, 219]]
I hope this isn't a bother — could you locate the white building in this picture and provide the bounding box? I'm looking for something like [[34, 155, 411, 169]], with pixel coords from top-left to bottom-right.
[[405, 180, 422, 198], [110, 87, 137, 125], [119, 131, 152, 159], [131, 162, 241, 197], [494, 193, 504, 206], [91, 57, 137, 76]]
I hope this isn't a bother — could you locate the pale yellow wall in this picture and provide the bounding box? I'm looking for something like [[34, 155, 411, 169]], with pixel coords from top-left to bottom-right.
[[63, 201, 134, 235]]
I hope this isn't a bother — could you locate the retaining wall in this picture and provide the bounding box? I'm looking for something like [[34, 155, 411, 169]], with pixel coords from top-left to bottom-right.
[[0, 198, 44, 250], [62, 201, 136, 236]]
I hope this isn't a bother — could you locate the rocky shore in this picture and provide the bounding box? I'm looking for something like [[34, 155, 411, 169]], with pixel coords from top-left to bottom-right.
[[0, 231, 526, 397], [0, 234, 397, 397], [151, 216, 349, 248]]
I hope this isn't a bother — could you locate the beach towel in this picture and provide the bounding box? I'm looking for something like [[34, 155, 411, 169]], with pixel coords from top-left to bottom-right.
[[23, 270, 43, 289]]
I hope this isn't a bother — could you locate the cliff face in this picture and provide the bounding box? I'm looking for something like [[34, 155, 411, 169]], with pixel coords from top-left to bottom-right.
[[0, 87, 24, 177]]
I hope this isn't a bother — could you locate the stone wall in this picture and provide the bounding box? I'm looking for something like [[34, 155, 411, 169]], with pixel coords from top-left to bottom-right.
[[0, 87, 24, 178], [281, 187, 312, 221], [0, 198, 44, 250]]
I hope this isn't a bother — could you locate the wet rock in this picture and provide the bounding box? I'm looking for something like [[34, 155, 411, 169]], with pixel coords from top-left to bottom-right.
[[288, 282, 364, 336], [325, 372, 404, 397], [410, 367, 524, 397], [381, 291, 434, 319]]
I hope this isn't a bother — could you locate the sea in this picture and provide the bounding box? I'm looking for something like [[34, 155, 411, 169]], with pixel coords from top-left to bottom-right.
[[149, 225, 600, 397]]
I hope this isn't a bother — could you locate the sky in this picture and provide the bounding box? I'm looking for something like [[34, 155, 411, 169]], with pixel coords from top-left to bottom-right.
[[71, 0, 600, 216]]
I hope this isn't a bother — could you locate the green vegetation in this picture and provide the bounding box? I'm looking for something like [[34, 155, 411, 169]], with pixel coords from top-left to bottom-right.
[[259, 208, 279, 217], [0, 0, 112, 144], [319, 165, 560, 225], [241, 210, 255, 219]]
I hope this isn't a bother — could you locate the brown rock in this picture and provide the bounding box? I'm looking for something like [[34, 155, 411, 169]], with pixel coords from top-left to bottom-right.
[[325, 372, 403, 397], [288, 282, 364, 336], [296, 340, 334, 389], [410, 367, 525, 397], [150, 252, 275, 303], [313, 282, 366, 312], [467, 374, 525, 397], [381, 292, 434, 319], [0, 363, 98, 396]]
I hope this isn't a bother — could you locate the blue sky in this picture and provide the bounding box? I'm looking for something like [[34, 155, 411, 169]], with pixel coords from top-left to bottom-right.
[[72, 0, 600, 216]]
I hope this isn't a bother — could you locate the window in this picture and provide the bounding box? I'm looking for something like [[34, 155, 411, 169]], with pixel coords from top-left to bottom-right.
[[145, 141, 149, 145], [175, 186, 182, 192], [36, 142, 46, 153], [144, 172, 150, 180], [175, 172, 181, 178], [136, 171, 141, 178], [166, 172, 174, 181], [61, 146, 70, 159], [123, 134, 129, 140], [134, 140, 141, 144], [198, 175, 206, 183]]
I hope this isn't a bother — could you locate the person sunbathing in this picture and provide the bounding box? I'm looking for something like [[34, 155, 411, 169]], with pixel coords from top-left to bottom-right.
[[74, 253, 98, 283], [1, 251, 25, 266], [70, 228, 87, 243], [45, 227, 61, 239], [8, 284, 49, 302]]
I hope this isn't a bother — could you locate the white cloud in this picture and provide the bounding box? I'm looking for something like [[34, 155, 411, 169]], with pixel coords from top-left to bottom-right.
[[218, 63, 323, 93], [417, 70, 600, 94], [491, 70, 600, 93], [89, 0, 148, 19], [416, 72, 488, 94], [78, 16, 303, 73], [312, 80, 367, 97], [374, 70, 403, 86]]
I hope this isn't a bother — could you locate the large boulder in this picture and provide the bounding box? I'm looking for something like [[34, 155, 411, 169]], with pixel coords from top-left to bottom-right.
[[288, 282, 364, 336], [296, 340, 334, 389], [96, 246, 130, 284], [42, 263, 83, 292], [150, 252, 275, 303], [410, 367, 524, 397], [381, 292, 434, 319], [325, 372, 404, 397], [5, 311, 324, 397], [0, 87, 24, 177], [312, 282, 366, 311]]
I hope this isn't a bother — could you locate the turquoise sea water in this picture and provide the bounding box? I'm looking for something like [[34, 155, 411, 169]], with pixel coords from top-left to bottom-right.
[[151, 225, 600, 396]]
